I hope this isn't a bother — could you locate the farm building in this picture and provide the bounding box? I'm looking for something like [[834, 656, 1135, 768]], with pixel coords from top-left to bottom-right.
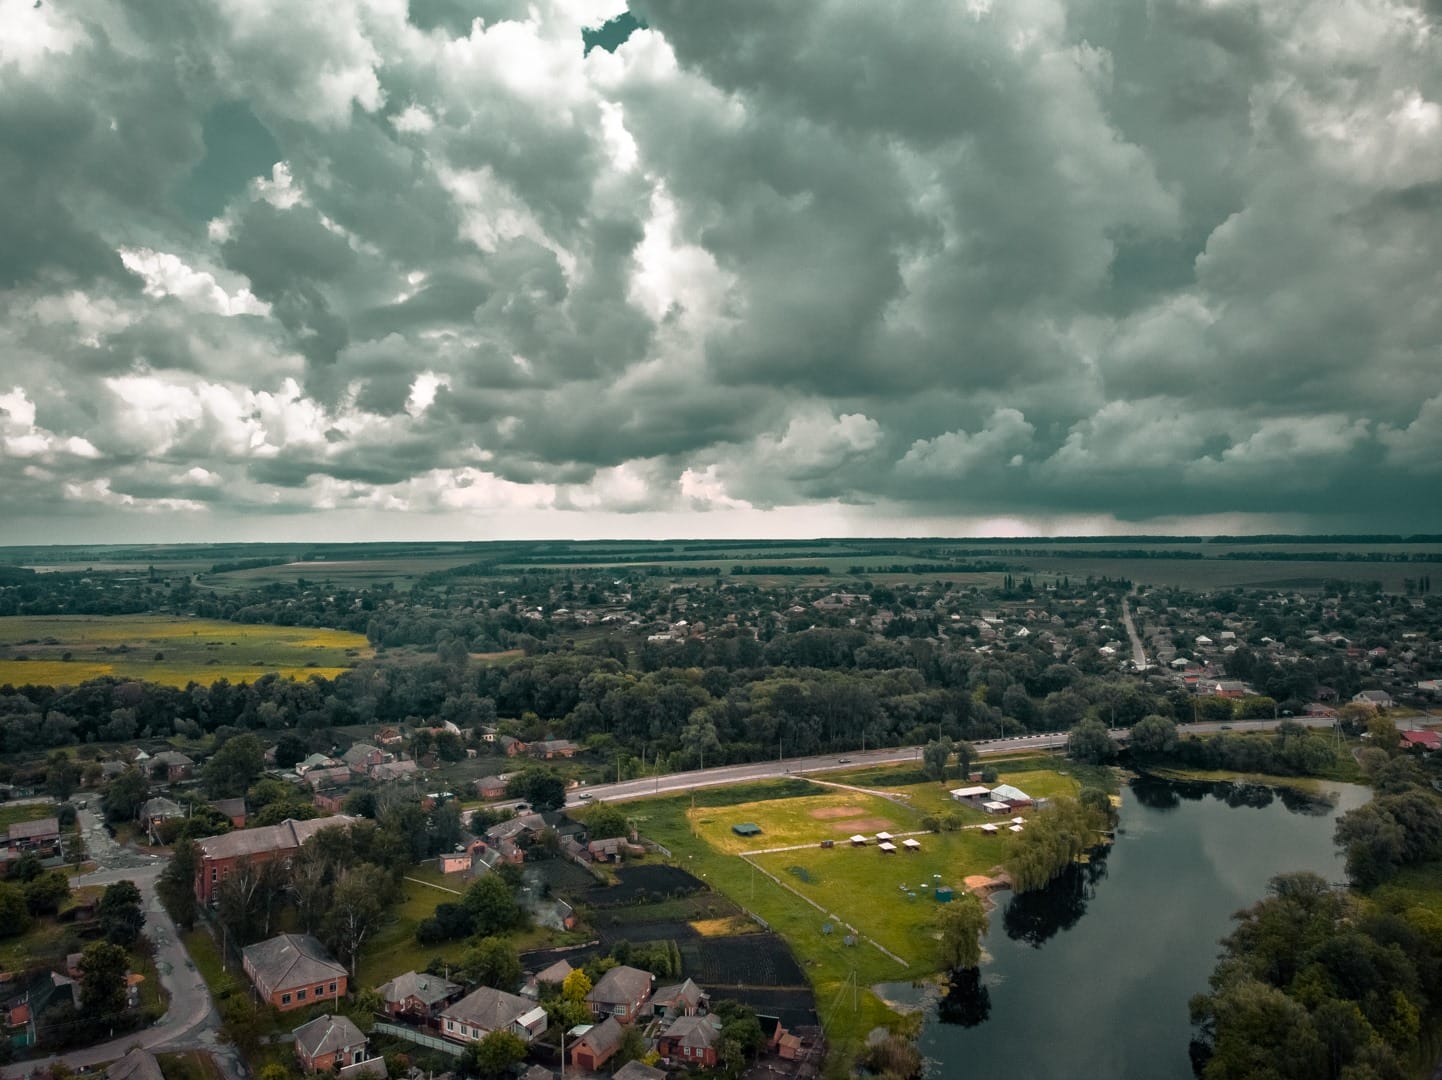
[[731, 823, 763, 837], [982, 801, 1011, 815], [950, 785, 991, 802], [990, 784, 1033, 808]]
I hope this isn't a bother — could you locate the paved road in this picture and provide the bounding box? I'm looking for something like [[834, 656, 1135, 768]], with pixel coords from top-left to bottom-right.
[[1120, 592, 1148, 670], [564, 716, 1340, 807], [0, 811, 227, 1079]]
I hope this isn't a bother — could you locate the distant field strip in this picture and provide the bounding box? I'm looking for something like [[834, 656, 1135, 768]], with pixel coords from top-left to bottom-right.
[[0, 614, 371, 687]]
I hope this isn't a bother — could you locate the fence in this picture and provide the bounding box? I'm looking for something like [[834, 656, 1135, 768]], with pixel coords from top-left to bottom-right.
[[372, 1021, 466, 1057]]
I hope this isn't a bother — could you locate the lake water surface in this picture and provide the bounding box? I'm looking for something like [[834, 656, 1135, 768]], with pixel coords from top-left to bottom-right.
[[904, 777, 1370, 1080]]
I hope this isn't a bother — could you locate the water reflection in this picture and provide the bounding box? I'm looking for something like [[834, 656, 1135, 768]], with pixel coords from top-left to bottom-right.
[[1131, 775, 1337, 816], [1002, 856, 1110, 948], [936, 968, 991, 1028]]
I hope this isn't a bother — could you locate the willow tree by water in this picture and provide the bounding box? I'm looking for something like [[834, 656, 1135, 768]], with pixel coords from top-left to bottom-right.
[[1006, 793, 1114, 894]]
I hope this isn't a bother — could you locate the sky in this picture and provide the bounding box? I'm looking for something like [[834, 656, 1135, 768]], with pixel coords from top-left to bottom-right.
[[2, 0, 1442, 545]]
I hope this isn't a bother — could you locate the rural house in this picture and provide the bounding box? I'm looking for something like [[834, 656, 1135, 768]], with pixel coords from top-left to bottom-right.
[[194, 816, 356, 903], [612, 1062, 666, 1080], [530, 739, 579, 760], [657, 1013, 723, 1067], [472, 776, 507, 800], [377, 970, 462, 1021], [440, 986, 547, 1044], [650, 978, 708, 1018], [521, 959, 573, 999], [2, 817, 61, 857], [241, 933, 347, 1011], [570, 1016, 625, 1072], [293, 1013, 368, 1072], [586, 965, 653, 1021], [139, 797, 185, 842], [1353, 690, 1395, 709], [150, 751, 194, 782], [210, 798, 248, 828]]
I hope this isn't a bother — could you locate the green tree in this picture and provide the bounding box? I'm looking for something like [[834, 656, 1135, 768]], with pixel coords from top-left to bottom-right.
[[463, 874, 524, 937], [202, 733, 265, 797], [1067, 718, 1118, 764], [935, 892, 988, 971], [322, 863, 393, 975], [157, 838, 200, 930], [577, 802, 630, 840], [1129, 714, 1178, 758], [681, 713, 722, 770], [46, 751, 81, 800], [78, 940, 130, 1018], [458, 937, 522, 989], [99, 879, 145, 947], [23, 870, 70, 917], [954, 739, 977, 782], [922, 736, 954, 783], [101, 769, 150, 823], [503, 767, 566, 811], [1335, 804, 1406, 888], [0, 883, 33, 939], [463, 1030, 527, 1079]]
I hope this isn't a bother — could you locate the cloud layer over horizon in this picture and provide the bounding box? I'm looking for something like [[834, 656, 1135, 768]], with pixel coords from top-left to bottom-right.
[[3, 0, 1442, 543]]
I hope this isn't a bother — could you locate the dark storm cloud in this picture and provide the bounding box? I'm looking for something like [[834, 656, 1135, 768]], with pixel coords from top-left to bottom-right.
[[2, 0, 1442, 537]]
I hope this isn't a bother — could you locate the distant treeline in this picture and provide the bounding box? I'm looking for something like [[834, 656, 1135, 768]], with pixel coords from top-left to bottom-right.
[[850, 562, 1009, 575], [932, 547, 1442, 562]]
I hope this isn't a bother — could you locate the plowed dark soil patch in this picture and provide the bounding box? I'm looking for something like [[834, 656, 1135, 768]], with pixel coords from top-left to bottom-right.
[[683, 934, 807, 987], [589, 864, 706, 906]]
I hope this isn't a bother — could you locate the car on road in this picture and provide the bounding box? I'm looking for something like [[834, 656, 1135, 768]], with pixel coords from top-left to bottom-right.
[[837, 757, 852, 764], [578, 792, 593, 800]]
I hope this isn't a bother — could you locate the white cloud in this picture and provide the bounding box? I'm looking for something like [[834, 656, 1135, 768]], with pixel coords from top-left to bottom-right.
[[900, 409, 1034, 477], [119, 248, 271, 317]]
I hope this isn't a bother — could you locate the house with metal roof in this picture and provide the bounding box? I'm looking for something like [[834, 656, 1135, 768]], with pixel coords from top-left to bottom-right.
[[293, 1013, 368, 1072], [241, 933, 347, 1011], [440, 986, 547, 1044]]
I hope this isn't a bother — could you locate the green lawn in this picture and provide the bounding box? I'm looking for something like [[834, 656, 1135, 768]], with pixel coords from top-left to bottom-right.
[[355, 875, 458, 988], [689, 788, 921, 854], [753, 827, 1016, 964]]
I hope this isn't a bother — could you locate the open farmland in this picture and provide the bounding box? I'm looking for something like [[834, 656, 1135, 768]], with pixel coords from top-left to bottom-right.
[[200, 555, 480, 591], [0, 614, 370, 687]]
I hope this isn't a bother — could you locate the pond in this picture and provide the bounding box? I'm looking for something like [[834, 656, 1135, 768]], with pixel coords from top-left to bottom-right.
[[896, 776, 1370, 1080]]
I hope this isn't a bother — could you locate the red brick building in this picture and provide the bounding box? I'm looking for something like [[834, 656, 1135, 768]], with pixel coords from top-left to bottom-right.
[[194, 816, 355, 904], [242, 933, 347, 1011]]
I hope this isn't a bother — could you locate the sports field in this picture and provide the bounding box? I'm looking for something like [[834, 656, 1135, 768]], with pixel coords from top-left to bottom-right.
[[0, 615, 370, 687]]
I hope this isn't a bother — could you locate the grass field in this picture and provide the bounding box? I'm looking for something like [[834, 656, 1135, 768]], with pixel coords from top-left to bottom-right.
[[0, 802, 61, 830], [689, 790, 917, 854], [0, 614, 371, 687], [753, 826, 1015, 962]]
